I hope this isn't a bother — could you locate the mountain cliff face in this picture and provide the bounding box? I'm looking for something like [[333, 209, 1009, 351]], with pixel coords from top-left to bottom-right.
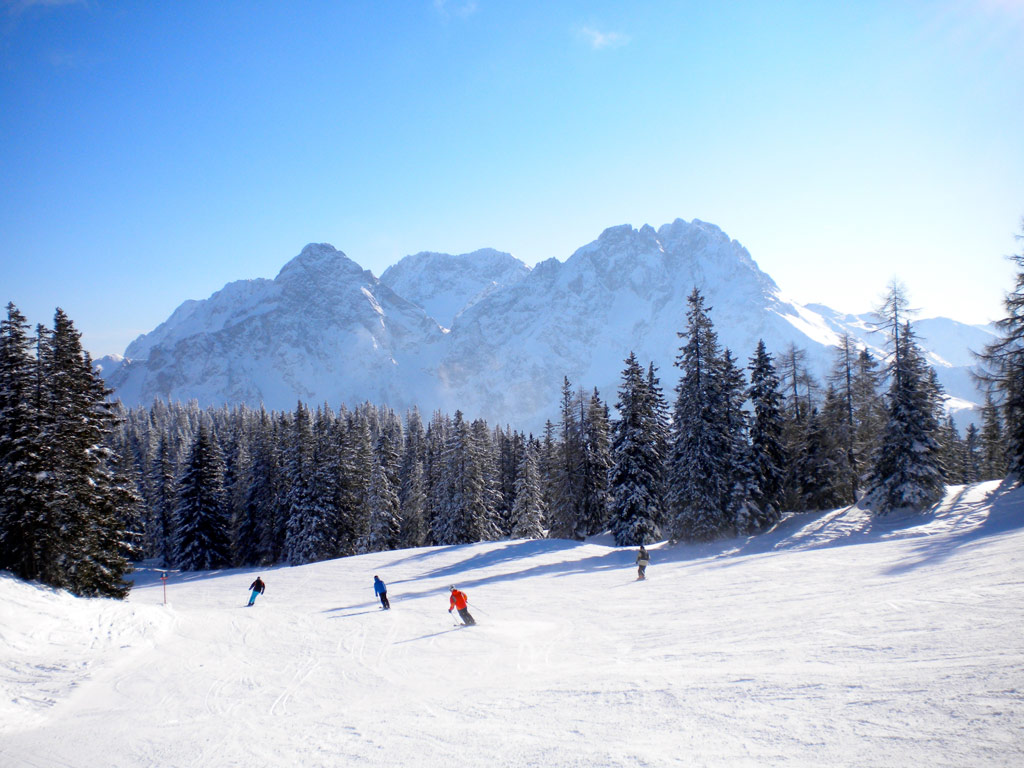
[[109, 244, 446, 413], [105, 221, 992, 429], [380, 248, 529, 329]]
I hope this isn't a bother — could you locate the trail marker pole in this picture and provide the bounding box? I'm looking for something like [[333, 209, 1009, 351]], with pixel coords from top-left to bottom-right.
[[160, 571, 168, 605]]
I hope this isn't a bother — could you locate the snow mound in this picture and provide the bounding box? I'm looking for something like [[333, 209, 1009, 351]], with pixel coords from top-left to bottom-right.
[[0, 573, 172, 733]]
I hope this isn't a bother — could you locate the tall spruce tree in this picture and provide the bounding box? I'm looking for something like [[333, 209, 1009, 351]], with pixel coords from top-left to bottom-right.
[[174, 421, 232, 570], [510, 440, 546, 539], [577, 389, 612, 537], [851, 348, 886, 491], [39, 309, 136, 596], [962, 423, 981, 483], [745, 340, 786, 529], [867, 323, 946, 513], [151, 433, 178, 566], [435, 411, 500, 544], [364, 430, 402, 553], [608, 353, 664, 546], [0, 304, 46, 580], [398, 408, 428, 548], [667, 289, 733, 542], [548, 378, 584, 539], [979, 391, 1007, 480], [719, 349, 759, 530]]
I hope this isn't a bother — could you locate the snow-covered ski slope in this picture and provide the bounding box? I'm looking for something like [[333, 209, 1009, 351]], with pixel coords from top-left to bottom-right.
[[2, 481, 1022, 767]]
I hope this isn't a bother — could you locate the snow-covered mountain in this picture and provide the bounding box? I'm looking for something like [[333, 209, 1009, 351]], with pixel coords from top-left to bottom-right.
[[108, 243, 445, 414], [104, 219, 994, 429], [380, 248, 529, 329]]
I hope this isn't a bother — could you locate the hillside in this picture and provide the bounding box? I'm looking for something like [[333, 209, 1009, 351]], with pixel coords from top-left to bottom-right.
[[2, 481, 1022, 767]]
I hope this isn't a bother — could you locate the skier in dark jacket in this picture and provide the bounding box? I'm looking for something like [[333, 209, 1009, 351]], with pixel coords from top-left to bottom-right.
[[636, 546, 650, 580], [248, 576, 265, 606], [373, 575, 390, 610]]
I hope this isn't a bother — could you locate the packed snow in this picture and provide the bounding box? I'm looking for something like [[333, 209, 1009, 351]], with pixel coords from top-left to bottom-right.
[[2, 481, 1022, 767]]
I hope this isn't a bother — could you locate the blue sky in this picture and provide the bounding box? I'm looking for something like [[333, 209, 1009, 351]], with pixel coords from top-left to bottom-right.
[[2, 0, 1022, 358]]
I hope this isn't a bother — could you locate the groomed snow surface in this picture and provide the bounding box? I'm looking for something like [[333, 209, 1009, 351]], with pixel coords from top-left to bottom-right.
[[2, 481, 1022, 767]]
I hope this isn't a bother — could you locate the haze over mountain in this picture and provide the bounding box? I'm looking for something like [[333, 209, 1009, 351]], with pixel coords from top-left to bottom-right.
[[101, 219, 995, 430]]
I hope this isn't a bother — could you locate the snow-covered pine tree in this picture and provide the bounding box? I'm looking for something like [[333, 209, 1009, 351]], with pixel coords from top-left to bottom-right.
[[646, 362, 670, 516], [547, 377, 584, 539], [495, 426, 525, 536], [851, 348, 886, 490], [434, 411, 501, 545], [336, 410, 373, 555], [719, 348, 760, 531], [237, 406, 283, 565], [219, 410, 252, 565], [777, 343, 819, 511], [608, 352, 663, 546], [539, 420, 559, 530], [510, 439, 546, 539], [979, 390, 1007, 480], [745, 340, 786, 530], [829, 334, 861, 500], [36, 309, 137, 596], [937, 416, 966, 485], [283, 402, 322, 564], [173, 420, 232, 570], [796, 397, 847, 511], [577, 388, 612, 537], [424, 411, 451, 546], [398, 408, 428, 548], [151, 433, 178, 566], [364, 429, 402, 553], [981, 223, 1024, 478], [667, 288, 733, 542], [399, 457, 428, 548], [962, 423, 981, 484], [0, 303, 46, 581], [867, 322, 946, 513]]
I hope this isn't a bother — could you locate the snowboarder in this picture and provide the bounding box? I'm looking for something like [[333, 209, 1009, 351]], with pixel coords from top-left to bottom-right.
[[636, 546, 650, 580], [448, 585, 476, 626], [373, 575, 390, 610], [247, 576, 265, 606]]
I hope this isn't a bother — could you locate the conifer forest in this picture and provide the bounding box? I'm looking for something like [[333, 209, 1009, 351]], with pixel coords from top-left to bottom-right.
[[2, 257, 1022, 599]]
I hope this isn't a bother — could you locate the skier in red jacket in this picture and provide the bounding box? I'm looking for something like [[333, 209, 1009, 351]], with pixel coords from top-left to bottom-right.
[[448, 586, 476, 626]]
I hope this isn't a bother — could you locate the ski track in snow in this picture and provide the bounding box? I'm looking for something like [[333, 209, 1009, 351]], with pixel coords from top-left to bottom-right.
[[1, 480, 1022, 767]]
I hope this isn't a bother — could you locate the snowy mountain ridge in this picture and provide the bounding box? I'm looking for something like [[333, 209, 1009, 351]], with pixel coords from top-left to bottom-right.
[[102, 218, 995, 429]]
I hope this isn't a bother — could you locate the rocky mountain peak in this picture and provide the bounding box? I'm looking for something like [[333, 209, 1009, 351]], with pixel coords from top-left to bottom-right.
[[275, 243, 367, 287]]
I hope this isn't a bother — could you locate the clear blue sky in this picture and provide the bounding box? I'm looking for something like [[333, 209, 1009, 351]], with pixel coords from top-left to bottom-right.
[[2, 0, 1022, 358]]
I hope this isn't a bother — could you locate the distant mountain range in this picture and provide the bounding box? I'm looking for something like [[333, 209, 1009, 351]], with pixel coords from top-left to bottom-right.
[[97, 218, 995, 431]]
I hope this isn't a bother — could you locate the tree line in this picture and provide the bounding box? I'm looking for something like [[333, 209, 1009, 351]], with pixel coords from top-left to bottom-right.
[[2, 246, 1023, 598]]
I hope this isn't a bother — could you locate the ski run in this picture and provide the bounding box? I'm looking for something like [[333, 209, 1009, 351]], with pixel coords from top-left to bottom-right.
[[2, 480, 1022, 767]]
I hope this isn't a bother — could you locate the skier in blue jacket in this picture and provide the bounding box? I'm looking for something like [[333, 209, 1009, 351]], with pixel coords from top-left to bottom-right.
[[373, 575, 390, 610]]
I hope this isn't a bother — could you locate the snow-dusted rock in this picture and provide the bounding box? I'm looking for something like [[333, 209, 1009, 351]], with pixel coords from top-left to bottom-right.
[[380, 248, 529, 329], [108, 243, 446, 413]]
